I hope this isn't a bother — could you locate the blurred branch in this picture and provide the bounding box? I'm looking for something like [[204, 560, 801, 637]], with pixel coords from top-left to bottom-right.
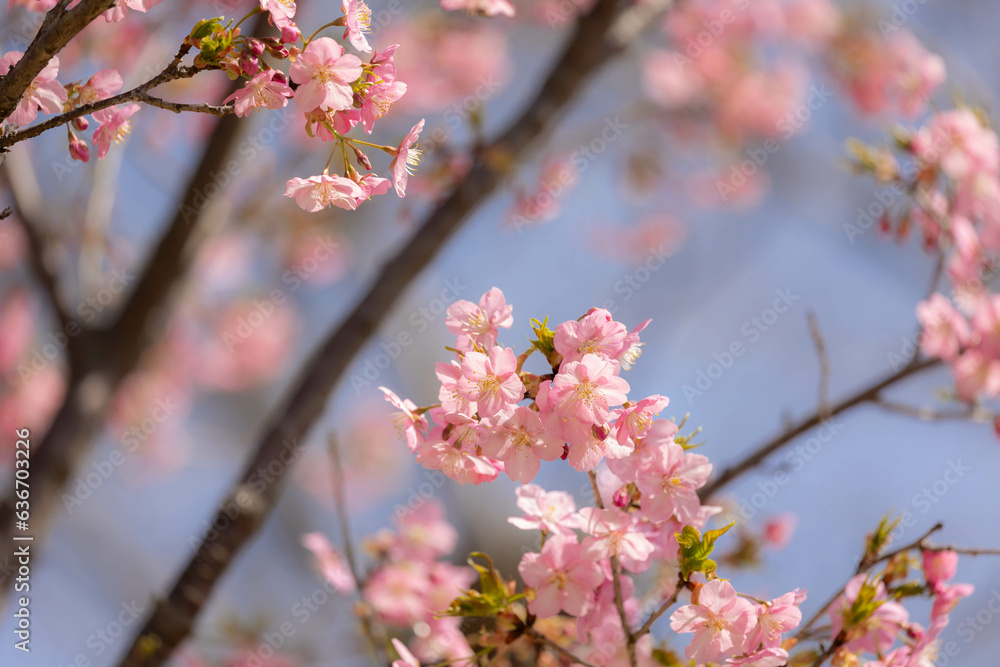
[[1, 154, 76, 353], [0, 0, 115, 125], [0, 15, 270, 596], [112, 1, 694, 664], [328, 435, 388, 665], [806, 311, 830, 419], [700, 357, 942, 500], [873, 398, 994, 423], [526, 628, 600, 667]]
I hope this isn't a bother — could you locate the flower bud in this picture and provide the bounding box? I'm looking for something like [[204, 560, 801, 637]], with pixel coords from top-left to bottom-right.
[[71, 116, 88, 131], [68, 133, 89, 162], [246, 37, 265, 57]]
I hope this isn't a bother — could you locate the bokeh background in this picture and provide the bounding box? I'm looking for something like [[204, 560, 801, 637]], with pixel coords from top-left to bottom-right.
[[0, 0, 999, 665]]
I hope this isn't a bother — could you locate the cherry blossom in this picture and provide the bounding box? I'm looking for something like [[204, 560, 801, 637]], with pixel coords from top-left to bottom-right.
[[390, 119, 425, 197], [445, 287, 514, 350], [92, 103, 140, 159], [518, 535, 603, 618], [290, 37, 363, 112], [507, 484, 583, 535], [224, 70, 293, 117], [284, 174, 365, 212], [457, 346, 524, 418], [0, 52, 66, 126], [670, 579, 758, 664]]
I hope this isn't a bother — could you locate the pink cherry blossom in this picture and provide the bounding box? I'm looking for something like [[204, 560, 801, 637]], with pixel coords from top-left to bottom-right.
[[670, 579, 757, 664], [354, 174, 392, 205], [611, 394, 669, 448], [392, 499, 458, 562], [260, 0, 297, 30], [578, 507, 655, 565], [77, 68, 123, 105], [103, 0, 163, 23], [0, 52, 66, 126], [744, 589, 804, 650], [360, 81, 407, 133], [953, 349, 1000, 401], [549, 354, 630, 425], [458, 346, 524, 418], [290, 38, 363, 112], [617, 319, 651, 370], [440, 0, 515, 17], [481, 406, 562, 482], [931, 581, 974, 620], [391, 638, 419, 667], [635, 441, 712, 524], [342, 0, 374, 52], [224, 70, 293, 117], [301, 532, 355, 593], [365, 561, 432, 624], [519, 535, 603, 618], [415, 438, 498, 485], [507, 484, 583, 535], [829, 575, 909, 655], [725, 647, 789, 667], [445, 287, 513, 350], [92, 103, 140, 159], [379, 386, 428, 451], [390, 119, 424, 197], [554, 308, 627, 365], [284, 174, 365, 212], [917, 294, 970, 362], [922, 549, 958, 593], [763, 513, 798, 550]]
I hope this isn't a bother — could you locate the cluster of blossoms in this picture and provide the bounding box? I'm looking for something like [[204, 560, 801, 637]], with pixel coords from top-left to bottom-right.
[[367, 289, 982, 667], [850, 105, 1000, 404], [1, 0, 423, 212], [825, 548, 974, 666], [378, 288, 812, 665], [637, 0, 943, 207], [303, 499, 477, 665]]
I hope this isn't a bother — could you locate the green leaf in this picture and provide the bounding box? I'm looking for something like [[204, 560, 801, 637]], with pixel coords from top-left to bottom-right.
[[529, 317, 562, 368], [676, 522, 734, 579], [439, 552, 520, 619]]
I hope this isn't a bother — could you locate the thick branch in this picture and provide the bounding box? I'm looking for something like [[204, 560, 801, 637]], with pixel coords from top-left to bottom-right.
[[0, 0, 116, 123], [0, 17, 268, 594], [113, 2, 659, 664], [700, 358, 942, 500]]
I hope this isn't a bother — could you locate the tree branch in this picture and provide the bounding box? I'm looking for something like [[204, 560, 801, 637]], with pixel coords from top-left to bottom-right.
[[0, 15, 269, 595], [699, 357, 942, 501], [111, 2, 684, 664], [0, 0, 115, 124], [1, 154, 76, 351], [0, 45, 227, 149]]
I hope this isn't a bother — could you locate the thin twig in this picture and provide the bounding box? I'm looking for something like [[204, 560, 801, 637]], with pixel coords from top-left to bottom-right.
[[0, 46, 226, 149], [806, 311, 831, 419], [634, 575, 685, 638], [526, 629, 601, 667], [873, 398, 994, 423], [794, 523, 944, 643], [700, 358, 942, 500], [328, 434, 387, 665]]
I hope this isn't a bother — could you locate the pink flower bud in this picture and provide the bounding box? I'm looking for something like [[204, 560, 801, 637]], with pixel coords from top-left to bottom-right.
[[72, 116, 88, 131], [612, 486, 630, 508], [922, 550, 958, 592], [271, 71, 289, 86], [68, 134, 89, 162], [247, 37, 265, 57], [240, 53, 259, 77]]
